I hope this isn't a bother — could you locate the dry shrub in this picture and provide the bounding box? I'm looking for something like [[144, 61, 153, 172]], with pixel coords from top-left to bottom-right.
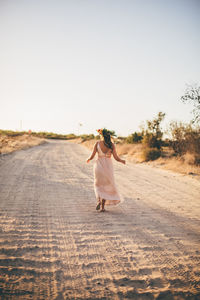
[[142, 112, 165, 150], [141, 147, 161, 161], [80, 134, 95, 142], [169, 121, 200, 164], [142, 133, 163, 150], [183, 152, 196, 165]]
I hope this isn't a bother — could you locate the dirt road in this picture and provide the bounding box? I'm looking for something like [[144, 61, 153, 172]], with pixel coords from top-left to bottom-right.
[[0, 140, 200, 299]]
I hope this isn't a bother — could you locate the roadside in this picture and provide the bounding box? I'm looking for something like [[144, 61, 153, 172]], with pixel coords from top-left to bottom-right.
[[0, 134, 46, 155], [1, 133, 199, 179], [73, 138, 200, 179]]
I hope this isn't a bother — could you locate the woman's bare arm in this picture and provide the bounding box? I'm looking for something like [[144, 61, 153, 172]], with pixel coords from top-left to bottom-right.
[[86, 142, 98, 163], [112, 144, 126, 164]]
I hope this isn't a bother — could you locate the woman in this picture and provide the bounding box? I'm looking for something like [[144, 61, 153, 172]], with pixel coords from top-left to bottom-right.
[[86, 128, 125, 212]]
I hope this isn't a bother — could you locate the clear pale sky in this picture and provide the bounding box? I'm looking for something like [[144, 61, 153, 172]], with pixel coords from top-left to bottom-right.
[[0, 0, 199, 136]]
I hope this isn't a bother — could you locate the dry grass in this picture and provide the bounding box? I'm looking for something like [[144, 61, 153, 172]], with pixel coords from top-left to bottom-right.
[[115, 143, 143, 162], [153, 155, 200, 176], [0, 134, 46, 154]]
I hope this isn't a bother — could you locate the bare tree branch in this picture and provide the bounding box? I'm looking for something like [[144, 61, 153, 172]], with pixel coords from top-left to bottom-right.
[[181, 84, 200, 123]]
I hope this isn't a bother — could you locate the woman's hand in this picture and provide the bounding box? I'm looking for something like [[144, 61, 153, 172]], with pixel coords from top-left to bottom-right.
[[86, 142, 97, 164]]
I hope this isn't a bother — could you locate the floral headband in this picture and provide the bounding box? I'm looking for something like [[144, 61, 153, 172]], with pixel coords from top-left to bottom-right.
[[96, 128, 114, 137], [97, 128, 103, 135]]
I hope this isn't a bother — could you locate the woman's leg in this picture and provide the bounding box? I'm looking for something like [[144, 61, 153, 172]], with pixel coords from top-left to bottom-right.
[[101, 199, 106, 212]]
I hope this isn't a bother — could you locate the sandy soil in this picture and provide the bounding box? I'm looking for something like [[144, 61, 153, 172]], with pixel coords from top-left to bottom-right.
[[0, 134, 45, 154], [0, 140, 200, 299]]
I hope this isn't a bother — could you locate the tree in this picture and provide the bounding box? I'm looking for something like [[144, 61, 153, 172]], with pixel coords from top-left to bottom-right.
[[143, 112, 166, 149], [146, 112, 165, 137], [181, 84, 200, 123]]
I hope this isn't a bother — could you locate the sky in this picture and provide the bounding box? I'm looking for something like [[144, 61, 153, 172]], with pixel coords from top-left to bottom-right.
[[0, 0, 200, 136]]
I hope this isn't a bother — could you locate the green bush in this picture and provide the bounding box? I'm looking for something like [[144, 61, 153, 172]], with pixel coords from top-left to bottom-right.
[[0, 130, 25, 137], [142, 112, 165, 150], [0, 129, 78, 140], [31, 132, 77, 140], [65, 134, 77, 140], [80, 134, 95, 142], [126, 132, 143, 144], [142, 133, 163, 149], [142, 147, 161, 161]]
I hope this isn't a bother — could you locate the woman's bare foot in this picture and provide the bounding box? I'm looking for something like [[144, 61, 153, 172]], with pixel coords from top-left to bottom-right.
[[96, 203, 101, 210], [96, 197, 101, 210]]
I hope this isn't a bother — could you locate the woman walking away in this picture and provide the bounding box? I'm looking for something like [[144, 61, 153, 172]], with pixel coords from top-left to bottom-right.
[[86, 128, 126, 212]]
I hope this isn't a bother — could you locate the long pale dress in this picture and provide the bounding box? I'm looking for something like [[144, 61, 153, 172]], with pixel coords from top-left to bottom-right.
[[93, 142, 122, 205]]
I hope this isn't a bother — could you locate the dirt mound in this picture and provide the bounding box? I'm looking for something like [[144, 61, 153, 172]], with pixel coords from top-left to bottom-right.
[[0, 134, 45, 154]]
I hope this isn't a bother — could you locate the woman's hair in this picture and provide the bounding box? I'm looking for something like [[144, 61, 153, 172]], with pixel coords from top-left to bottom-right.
[[102, 129, 113, 150]]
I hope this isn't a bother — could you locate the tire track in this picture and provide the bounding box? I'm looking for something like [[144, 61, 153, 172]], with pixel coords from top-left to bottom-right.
[[0, 140, 200, 299]]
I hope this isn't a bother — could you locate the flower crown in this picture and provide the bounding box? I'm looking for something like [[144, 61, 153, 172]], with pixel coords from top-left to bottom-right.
[[97, 128, 103, 135], [96, 128, 116, 137]]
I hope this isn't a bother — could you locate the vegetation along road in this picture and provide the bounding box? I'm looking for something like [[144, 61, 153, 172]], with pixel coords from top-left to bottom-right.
[[0, 140, 200, 299]]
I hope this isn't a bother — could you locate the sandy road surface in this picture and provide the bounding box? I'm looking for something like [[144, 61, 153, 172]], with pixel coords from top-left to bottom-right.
[[0, 140, 200, 300]]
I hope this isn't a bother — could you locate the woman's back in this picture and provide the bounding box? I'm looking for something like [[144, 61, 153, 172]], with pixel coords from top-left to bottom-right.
[[98, 140, 112, 154]]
